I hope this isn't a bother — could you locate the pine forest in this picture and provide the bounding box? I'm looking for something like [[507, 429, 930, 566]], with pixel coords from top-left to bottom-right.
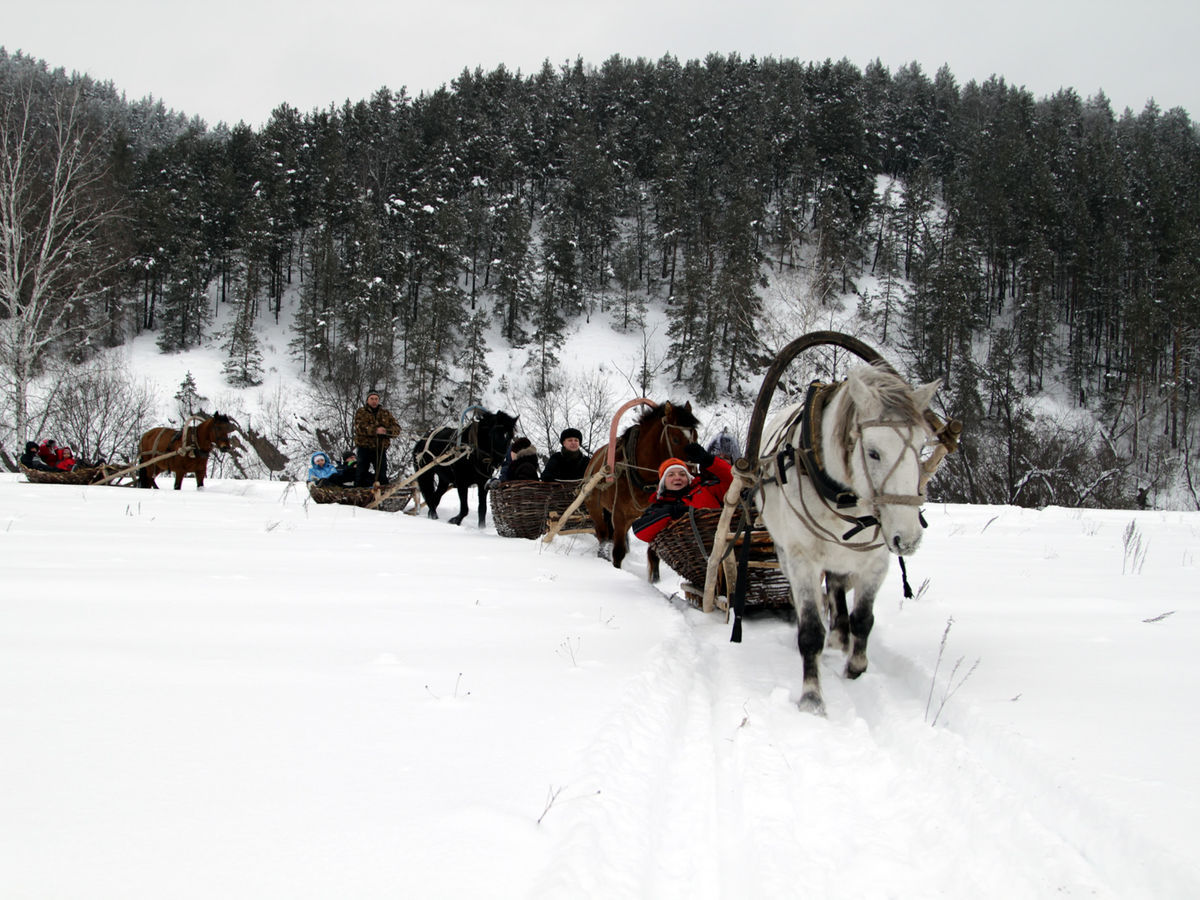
[[2, 48, 1199, 508]]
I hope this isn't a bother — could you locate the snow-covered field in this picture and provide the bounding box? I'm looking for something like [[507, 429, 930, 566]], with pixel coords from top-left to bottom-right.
[[2, 475, 1197, 899]]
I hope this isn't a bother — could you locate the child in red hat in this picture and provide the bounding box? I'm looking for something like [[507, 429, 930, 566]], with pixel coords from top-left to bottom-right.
[[632, 443, 734, 542]]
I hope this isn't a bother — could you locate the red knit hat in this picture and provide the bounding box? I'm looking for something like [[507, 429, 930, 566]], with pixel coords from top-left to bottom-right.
[[658, 457, 688, 479], [656, 458, 692, 494]]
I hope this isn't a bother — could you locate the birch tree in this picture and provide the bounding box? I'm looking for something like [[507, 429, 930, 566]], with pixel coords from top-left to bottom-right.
[[0, 76, 120, 441]]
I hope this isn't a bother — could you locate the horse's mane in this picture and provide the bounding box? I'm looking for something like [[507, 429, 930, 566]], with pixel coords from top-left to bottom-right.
[[621, 401, 699, 440], [836, 364, 927, 452]]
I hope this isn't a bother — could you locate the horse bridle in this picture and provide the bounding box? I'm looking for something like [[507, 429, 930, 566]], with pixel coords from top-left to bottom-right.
[[761, 383, 933, 547], [615, 421, 697, 494]]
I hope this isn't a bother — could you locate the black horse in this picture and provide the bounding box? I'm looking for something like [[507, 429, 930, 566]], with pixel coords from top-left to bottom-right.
[[413, 409, 518, 526]]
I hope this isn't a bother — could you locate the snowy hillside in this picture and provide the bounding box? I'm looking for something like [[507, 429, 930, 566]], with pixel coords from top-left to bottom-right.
[[2, 477, 1197, 898]]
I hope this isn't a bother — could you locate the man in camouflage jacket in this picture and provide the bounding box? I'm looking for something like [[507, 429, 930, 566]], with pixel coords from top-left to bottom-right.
[[353, 389, 401, 486]]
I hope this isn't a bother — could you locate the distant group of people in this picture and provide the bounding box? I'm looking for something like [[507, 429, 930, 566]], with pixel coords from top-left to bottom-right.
[[305, 388, 401, 488], [304, 390, 743, 547], [19, 439, 104, 473]]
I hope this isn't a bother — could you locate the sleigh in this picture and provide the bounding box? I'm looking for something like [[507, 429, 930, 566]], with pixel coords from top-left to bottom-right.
[[20, 463, 129, 486], [307, 482, 418, 513], [649, 504, 794, 611], [490, 478, 592, 539]]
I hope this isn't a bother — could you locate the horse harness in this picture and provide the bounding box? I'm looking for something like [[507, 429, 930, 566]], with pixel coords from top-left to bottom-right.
[[146, 415, 213, 460], [759, 380, 950, 548]]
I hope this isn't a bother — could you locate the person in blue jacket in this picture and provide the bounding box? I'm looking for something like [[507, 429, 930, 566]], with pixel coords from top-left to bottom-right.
[[307, 451, 338, 483]]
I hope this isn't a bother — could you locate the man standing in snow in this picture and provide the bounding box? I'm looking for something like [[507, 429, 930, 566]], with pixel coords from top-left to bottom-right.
[[353, 390, 400, 487]]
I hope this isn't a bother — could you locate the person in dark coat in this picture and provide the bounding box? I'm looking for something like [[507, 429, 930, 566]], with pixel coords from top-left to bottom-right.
[[540, 428, 588, 482], [501, 437, 540, 482], [319, 450, 358, 487], [632, 443, 734, 543], [353, 389, 401, 487], [19, 441, 53, 471]]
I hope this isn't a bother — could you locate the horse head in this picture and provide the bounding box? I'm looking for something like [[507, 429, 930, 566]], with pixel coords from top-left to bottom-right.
[[637, 400, 699, 467], [481, 411, 518, 467], [208, 412, 236, 451], [836, 367, 940, 556]]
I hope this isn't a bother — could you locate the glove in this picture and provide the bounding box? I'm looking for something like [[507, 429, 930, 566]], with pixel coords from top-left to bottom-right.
[[683, 442, 714, 468]]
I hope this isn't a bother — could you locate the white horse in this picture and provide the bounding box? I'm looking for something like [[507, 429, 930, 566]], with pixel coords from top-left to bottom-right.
[[757, 364, 941, 715]]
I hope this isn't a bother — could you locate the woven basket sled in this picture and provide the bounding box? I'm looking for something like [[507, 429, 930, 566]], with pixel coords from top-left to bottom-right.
[[650, 507, 792, 610], [20, 463, 121, 486], [490, 479, 589, 539], [307, 482, 415, 512]]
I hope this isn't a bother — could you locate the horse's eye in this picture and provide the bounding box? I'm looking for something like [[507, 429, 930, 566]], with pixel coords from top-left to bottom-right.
[[867, 448, 881, 461]]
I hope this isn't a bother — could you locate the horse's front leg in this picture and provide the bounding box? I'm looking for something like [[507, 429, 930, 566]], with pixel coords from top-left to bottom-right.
[[475, 481, 489, 527], [173, 467, 184, 490], [195, 463, 206, 490], [781, 554, 827, 715], [844, 563, 886, 679], [448, 482, 470, 526], [647, 547, 661, 583], [825, 572, 851, 652], [610, 511, 630, 571]]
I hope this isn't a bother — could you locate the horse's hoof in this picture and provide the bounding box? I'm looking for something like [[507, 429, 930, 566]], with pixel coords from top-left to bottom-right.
[[845, 656, 868, 679], [427, 510, 439, 520], [597, 545, 611, 561], [797, 691, 827, 716], [449, 515, 464, 526]]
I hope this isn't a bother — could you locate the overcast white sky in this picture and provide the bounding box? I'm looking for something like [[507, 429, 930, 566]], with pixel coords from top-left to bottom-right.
[[7, 1, 1197, 128]]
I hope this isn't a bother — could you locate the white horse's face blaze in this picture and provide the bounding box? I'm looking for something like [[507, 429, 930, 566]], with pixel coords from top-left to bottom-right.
[[857, 424, 925, 555], [843, 370, 939, 557]]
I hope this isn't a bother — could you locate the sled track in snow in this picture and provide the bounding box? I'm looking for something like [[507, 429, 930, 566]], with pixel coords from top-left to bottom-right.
[[532, 596, 1131, 899]]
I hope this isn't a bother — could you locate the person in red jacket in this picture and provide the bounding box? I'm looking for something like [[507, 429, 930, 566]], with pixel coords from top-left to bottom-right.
[[38, 439, 76, 471], [632, 443, 733, 542]]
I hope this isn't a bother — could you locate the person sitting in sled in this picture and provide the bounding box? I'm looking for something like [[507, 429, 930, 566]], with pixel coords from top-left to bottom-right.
[[540, 428, 588, 482], [38, 439, 77, 471], [20, 441, 54, 471], [318, 450, 358, 487], [632, 443, 734, 543], [500, 436, 540, 482], [307, 451, 338, 483]]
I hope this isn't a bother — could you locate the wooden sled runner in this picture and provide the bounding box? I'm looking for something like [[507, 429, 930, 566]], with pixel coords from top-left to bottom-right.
[[491, 478, 591, 539], [307, 482, 417, 513]]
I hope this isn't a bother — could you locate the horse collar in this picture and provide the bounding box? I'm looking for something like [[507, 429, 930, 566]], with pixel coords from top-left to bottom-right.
[[798, 381, 859, 509], [620, 424, 657, 494]]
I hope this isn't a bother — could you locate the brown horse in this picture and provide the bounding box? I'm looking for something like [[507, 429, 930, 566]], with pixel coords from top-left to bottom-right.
[[137, 413, 236, 490], [584, 400, 700, 580]]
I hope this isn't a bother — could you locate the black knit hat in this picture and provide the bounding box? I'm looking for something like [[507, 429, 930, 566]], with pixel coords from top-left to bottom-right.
[[560, 428, 583, 444], [366, 388, 381, 399]]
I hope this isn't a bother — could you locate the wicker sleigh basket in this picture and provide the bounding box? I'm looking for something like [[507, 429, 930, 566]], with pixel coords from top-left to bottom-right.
[[307, 482, 415, 513], [490, 479, 589, 539], [20, 463, 122, 486], [650, 507, 792, 610]]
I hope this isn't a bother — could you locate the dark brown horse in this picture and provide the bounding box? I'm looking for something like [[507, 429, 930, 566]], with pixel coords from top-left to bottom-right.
[[137, 413, 236, 490], [584, 400, 699, 580]]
